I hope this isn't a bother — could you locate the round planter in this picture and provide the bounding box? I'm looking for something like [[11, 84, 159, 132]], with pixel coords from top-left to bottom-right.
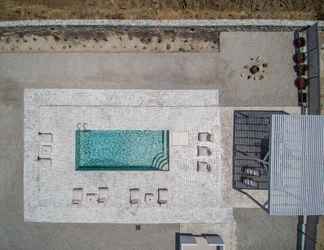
[[293, 53, 306, 64], [294, 37, 306, 48], [294, 64, 309, 76], [295, 77, 309, 89]]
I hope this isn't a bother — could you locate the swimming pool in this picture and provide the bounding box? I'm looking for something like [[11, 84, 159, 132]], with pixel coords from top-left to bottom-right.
[[75, 130, 169, 171]]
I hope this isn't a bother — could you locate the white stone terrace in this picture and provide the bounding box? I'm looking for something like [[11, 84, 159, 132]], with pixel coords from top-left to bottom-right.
[[24, 89, 299, 223]]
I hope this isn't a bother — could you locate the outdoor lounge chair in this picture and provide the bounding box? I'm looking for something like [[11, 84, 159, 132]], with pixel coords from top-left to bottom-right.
[[97, 187, 108, 204], [72, 187, 83, 205], [197, 146, 212, 156], [197, 161, 211, 172], [198, 132, 212, 142], [129, 188, 140, 205], [157, 188, 168, 205]]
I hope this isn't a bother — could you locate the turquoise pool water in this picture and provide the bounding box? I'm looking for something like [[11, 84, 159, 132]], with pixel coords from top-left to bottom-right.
[[75, 130, 169, 171]]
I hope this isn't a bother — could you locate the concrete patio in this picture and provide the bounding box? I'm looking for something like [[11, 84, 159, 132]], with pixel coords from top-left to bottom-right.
[[0, 29, 300, 250]]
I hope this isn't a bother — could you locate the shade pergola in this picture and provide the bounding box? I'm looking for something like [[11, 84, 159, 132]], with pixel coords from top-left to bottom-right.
[[233, 113, 324, 216], [269, 115, 324, 215]]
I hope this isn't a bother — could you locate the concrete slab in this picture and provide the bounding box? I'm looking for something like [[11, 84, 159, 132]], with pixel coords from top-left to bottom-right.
[[0, 223, 179, 250], [234, 208, 297, 250], [0, 19, 322, 29], [0, 32, 297, 106], [218, 32, 296, 106]]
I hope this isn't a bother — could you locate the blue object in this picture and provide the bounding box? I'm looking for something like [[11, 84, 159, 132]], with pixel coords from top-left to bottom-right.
[[75, 130, 169, 171]]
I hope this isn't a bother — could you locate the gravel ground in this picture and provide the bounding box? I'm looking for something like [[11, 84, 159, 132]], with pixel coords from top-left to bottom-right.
[[0, 0, 322, 20]]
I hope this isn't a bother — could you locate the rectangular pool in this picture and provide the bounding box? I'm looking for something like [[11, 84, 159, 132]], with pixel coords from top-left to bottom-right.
[[75, 130, 169, 171]]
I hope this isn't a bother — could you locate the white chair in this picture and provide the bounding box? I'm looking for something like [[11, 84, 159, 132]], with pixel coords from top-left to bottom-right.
[[97, 187, 108, 204], [197, 161, 211, 172], [158, 188, 168, 205], [129, 188, 140, 205], [72, 187, 83, 205], [197, 146, 211, 156], [198, 132, 212, 142]]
